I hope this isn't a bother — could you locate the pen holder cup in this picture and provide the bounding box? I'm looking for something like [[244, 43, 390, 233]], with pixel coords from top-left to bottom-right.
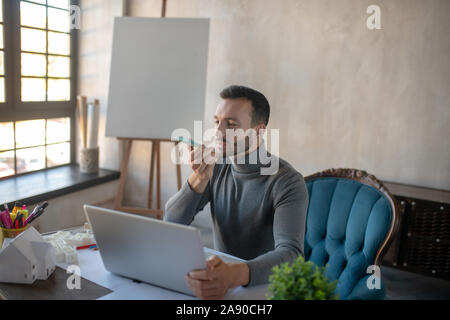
[[1, 225, 30, 239], [80, 147, 99, 174]]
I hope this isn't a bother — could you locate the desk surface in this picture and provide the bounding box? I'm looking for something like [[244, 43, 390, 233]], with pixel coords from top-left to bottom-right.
[[1, 225, 268, 300], [0, 266, 112, 300], [56, 247, 269, 300]]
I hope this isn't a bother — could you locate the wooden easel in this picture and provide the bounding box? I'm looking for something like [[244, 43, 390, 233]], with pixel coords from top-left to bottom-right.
[[114, 0, 182, 219], [114, 138, 182, 219]]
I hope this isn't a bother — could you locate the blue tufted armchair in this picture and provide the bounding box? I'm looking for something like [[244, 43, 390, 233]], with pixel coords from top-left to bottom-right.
[[304, 168, 399, 300]]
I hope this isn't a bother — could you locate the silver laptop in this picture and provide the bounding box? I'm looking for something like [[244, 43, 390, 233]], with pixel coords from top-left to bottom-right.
[[83, 204, 240, 296]]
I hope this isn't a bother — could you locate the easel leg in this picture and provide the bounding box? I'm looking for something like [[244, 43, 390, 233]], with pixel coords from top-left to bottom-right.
[[156, 141, 161, 217], [114, 139, 133, 210], [147, 141, 162, 219], [116, 139, 177, 220], [147, 141, 155, 209]]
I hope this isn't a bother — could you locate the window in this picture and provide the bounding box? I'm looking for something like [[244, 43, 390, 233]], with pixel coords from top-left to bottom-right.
[[0, 117, 71, 178], [20, 0, 71, 101], [0, 0, 5, 103], [0, 0, 77, 179]]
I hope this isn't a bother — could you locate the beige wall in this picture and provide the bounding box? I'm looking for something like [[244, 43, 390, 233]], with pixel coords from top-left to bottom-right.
[[78, 0, 450, 215], [32, 181, 119, 233], [162, 0, 450, 190], [77, 0, 125, 171]]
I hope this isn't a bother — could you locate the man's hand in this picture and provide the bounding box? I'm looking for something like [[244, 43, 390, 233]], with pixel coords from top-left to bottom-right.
[[185, 255, 250, 300], [188, 145, 216, 193]]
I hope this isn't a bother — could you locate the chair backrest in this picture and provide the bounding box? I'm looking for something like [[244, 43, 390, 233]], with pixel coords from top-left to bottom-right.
[[304, 168, 399, 299]]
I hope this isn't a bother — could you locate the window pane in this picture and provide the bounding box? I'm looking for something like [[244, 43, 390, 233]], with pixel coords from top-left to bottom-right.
[[21, 78, 46, 101], [20, 1, 47, 29], [47, 79, 70, 101], [0, 0, 3, 23], [0, 151, 15, 178], [48, 8, 70, 32], [0, 77, 4, 102], [48, 55, 70, 77], [21, 53, 46, 77], [47, 142, 70, 167], [48, 0, 70, 9], [16, 146, 45, 174], [21, 28, 47, 53], [47, 117, 70, 144], [0, 25, 3, 49], [16, 119, 46, 148], [0, 50, 3, 75], [48, 31, 70, 55], [0, 122, 14, 150]]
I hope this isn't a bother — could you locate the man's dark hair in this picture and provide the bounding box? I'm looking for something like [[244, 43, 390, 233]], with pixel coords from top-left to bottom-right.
[[220, 85, 270, 126]]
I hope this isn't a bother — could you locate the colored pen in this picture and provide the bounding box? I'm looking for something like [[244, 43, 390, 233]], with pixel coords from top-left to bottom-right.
[[13, 212, 24, 229], [20, 205, 29, 219], [29, 202, 48, 217], [12, 201, 24, 216], [24, 202, 48, 225], [24, 209, 42, 225], [0, 208, 13, 229], [76, 244, 97, 250], [24, 205, 48, 225], [3, 204, 13, 229]]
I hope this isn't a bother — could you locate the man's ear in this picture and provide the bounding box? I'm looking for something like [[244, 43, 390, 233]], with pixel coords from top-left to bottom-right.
[[254, 124, 266, 137]]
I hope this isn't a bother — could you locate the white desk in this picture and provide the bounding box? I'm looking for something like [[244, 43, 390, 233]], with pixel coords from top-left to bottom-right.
[[56, 247, 269, 300]]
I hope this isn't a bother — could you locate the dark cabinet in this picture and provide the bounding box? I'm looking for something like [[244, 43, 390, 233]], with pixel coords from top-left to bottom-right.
[[382, 182, 450, 281]]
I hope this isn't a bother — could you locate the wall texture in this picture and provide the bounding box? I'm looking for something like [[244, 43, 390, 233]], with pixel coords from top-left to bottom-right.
[[32, 181, 119, 233], [78, 0, 450, 216], [162, 0, 450, 190], [77, 0, 125, 171]]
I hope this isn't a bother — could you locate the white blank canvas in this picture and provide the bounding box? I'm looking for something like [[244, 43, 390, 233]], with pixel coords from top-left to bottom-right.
[[106, 17, 210, 139]]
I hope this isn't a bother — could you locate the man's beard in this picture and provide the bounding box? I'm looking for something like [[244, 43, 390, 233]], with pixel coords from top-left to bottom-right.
[[216, 136, 256, 159]]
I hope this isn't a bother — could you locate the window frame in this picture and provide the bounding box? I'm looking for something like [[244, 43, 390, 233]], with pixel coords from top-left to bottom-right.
[[0, 0, 78, 178]]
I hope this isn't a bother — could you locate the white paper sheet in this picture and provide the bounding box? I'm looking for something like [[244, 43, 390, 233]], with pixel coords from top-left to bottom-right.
[[57, 247, 269, 299]]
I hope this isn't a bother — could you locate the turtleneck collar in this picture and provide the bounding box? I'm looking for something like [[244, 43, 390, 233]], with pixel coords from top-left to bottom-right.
[[229, 140, 272, 173]]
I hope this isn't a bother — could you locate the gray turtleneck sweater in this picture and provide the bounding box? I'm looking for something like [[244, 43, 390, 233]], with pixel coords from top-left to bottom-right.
[[164, 143, 308, 286]]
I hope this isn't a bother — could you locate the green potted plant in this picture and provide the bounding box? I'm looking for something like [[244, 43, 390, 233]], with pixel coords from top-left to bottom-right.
[[267, 255, 339, 300]]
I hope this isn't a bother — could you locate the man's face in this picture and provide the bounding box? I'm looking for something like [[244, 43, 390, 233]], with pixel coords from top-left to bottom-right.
[[213, 98, 263, 157]]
